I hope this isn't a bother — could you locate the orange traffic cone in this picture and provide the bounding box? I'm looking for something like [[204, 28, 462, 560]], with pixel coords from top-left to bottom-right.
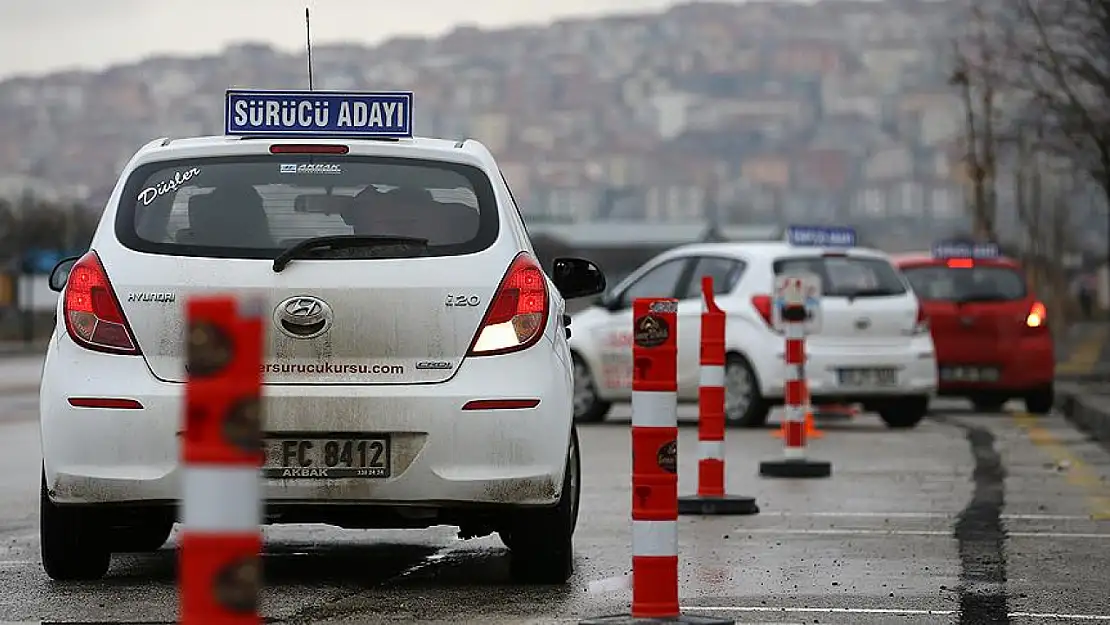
[[773, 402, 823, 439]]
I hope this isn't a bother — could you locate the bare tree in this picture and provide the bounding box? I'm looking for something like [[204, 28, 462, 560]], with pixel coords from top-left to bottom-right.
[[1004, 0, 1110, 227], [949, 3, 1002, 241]]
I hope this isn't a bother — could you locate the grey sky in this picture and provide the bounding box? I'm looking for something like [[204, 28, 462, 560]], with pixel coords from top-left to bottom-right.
[[0, 0, 722, 79]]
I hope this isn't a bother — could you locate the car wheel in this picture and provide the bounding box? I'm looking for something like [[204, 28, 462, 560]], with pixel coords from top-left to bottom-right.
[[502, 426, 579, 584], [724, 354, 769, 428], [971, 396, 1008, 413], [1024, 385, 1054, 415], [40, 470, 111, 581], [571, 353, 612, 423], [109, 520, 175, 553], [877, 396, 929, 429]]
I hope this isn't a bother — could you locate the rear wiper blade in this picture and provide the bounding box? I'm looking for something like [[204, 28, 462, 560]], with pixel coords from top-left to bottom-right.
[[272, 234, 429, 272], [844, 288, 900, 301], [955, 294, 1010, 304]]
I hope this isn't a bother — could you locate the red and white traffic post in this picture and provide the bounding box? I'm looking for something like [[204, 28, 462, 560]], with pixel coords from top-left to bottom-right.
[[759, 275, 831, 479], [179, 295, 265, 625], [678, 276, 759, 516], [581, 298, 732, 625]]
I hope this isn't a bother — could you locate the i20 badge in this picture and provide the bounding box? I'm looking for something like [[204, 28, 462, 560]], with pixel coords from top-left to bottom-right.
[[274, 295, 334, 340]]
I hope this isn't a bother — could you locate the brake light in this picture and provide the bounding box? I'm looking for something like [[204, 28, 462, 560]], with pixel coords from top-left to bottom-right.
[[269, 144, 350, 154], [947, 259, 974, 268], [62, 251, 141, 355], [1027, 301, 1047, 328], [913, 303, 930, 335], [468, 253, 549, 356], [751, 295, 775, 328]]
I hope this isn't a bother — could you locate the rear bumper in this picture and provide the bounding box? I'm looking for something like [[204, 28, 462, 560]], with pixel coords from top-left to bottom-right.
[[756, 337, 937, 400], [40, 334, 573, 509], [935, 336, 1054, 394]]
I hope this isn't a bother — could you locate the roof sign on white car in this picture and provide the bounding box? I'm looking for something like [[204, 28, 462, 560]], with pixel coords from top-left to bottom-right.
[[224, 89, 414, 139], [785, 225, 856, 248], [931, 240, 1000, 259]]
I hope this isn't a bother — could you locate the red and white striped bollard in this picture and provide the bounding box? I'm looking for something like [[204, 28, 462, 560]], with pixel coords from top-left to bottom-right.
[[581, 297, 732, 625], [180, 296, 265, 625], [678, 276, 759, 516], [759, 280, 831, 479]]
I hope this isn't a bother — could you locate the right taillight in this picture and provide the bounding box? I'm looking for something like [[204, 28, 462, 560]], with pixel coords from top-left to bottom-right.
[[1026, 301, 1047, 329], [751, 294, 775, 329], [62, 250, 141, 355], [468, 253, 549, 356], [913, 303, 930, 335]]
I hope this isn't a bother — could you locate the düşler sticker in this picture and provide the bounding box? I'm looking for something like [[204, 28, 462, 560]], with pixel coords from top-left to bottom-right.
[[633, 314, 670, 348], [137, 167, 201, 206], [656, 440, 677, 473]]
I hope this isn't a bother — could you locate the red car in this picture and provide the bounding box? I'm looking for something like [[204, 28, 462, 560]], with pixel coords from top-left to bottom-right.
[[893, 243, 1054, 414]]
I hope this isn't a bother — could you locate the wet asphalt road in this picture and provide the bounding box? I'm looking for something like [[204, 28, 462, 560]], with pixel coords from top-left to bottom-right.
[[0, 386, 1109, 624]]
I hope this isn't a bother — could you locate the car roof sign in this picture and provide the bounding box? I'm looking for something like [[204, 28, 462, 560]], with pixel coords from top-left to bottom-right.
[[786, 225, 856, 248], [931, 240, 1000, 259], [225, 89, 414, 139]]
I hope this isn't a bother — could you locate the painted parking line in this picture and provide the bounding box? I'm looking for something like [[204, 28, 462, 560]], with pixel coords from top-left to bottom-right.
[[728, 528, 1110, 539], [681, 606, 1110, 621], [754, 511, 1097, 521], [1014, 412, 1110, 520]]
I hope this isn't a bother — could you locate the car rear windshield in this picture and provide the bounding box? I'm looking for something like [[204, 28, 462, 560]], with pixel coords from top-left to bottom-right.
[[773, 255, 908, 298], [115, 156, 498, 259], [901, 264, 1027, 301]]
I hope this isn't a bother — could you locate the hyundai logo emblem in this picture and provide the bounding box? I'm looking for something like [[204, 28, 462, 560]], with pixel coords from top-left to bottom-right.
[[274, 295, 333, 339], [855, 317, 871, 330]]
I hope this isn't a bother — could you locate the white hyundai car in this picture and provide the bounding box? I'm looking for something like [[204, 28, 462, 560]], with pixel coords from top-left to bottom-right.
[[569, 233, 937, 428], [39, 90, 605, 583]]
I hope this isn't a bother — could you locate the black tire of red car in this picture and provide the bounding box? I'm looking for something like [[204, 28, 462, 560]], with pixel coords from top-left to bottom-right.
[[40, 469, 112, 581], [502, 425, 580, 584], [109, 519, 175, 553], [877, 396, 929, 429], [1024, 385, 1054, 415], [725, 354, 771, 428], [971, 397, 1008, 413], [571, 352, 612, 423]]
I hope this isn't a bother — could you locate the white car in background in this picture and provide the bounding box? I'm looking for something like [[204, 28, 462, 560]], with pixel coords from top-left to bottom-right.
[[38, 89, 606, 584], [568, 233, 937, 428]]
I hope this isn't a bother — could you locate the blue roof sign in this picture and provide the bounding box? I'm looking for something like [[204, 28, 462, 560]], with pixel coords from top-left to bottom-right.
[[932, 241, 1000, 259], [786, 225, 856, 248], [225, 89, 413, 138]]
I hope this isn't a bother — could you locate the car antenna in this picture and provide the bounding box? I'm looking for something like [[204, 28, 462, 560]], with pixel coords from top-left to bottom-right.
[[305, 6, 315, 90]]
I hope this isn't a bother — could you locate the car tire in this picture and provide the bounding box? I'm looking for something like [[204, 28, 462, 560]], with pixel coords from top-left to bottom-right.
[[724, 354, 769, 428], [109, 520, 175, 553], [571, 352, 612, 423], [40, 470, 112, 581], [877, 396, 929, 429], [502, 425, 579, 584], [971, 396, 1008, 413], [1024, 385, 1054, 415]]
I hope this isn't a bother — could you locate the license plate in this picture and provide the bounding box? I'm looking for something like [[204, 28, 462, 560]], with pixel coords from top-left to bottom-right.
[[263, 437, 390, 479], [940, 366, 1000, 382], [837, 368, 898, 387]]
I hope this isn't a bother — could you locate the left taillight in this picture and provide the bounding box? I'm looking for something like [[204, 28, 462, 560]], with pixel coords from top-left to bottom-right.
[[62, 250, 141, 355], [467, 253, 549, 356], [1026, 301, 1048, 329]]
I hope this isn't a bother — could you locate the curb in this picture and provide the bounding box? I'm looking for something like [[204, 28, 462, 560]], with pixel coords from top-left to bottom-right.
[[1057, 383, 1110, 451]]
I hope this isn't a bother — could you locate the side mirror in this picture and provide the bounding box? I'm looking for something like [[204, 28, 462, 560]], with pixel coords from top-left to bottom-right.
[[551, 257, 606, 300], [48, 257, 79, 292]]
